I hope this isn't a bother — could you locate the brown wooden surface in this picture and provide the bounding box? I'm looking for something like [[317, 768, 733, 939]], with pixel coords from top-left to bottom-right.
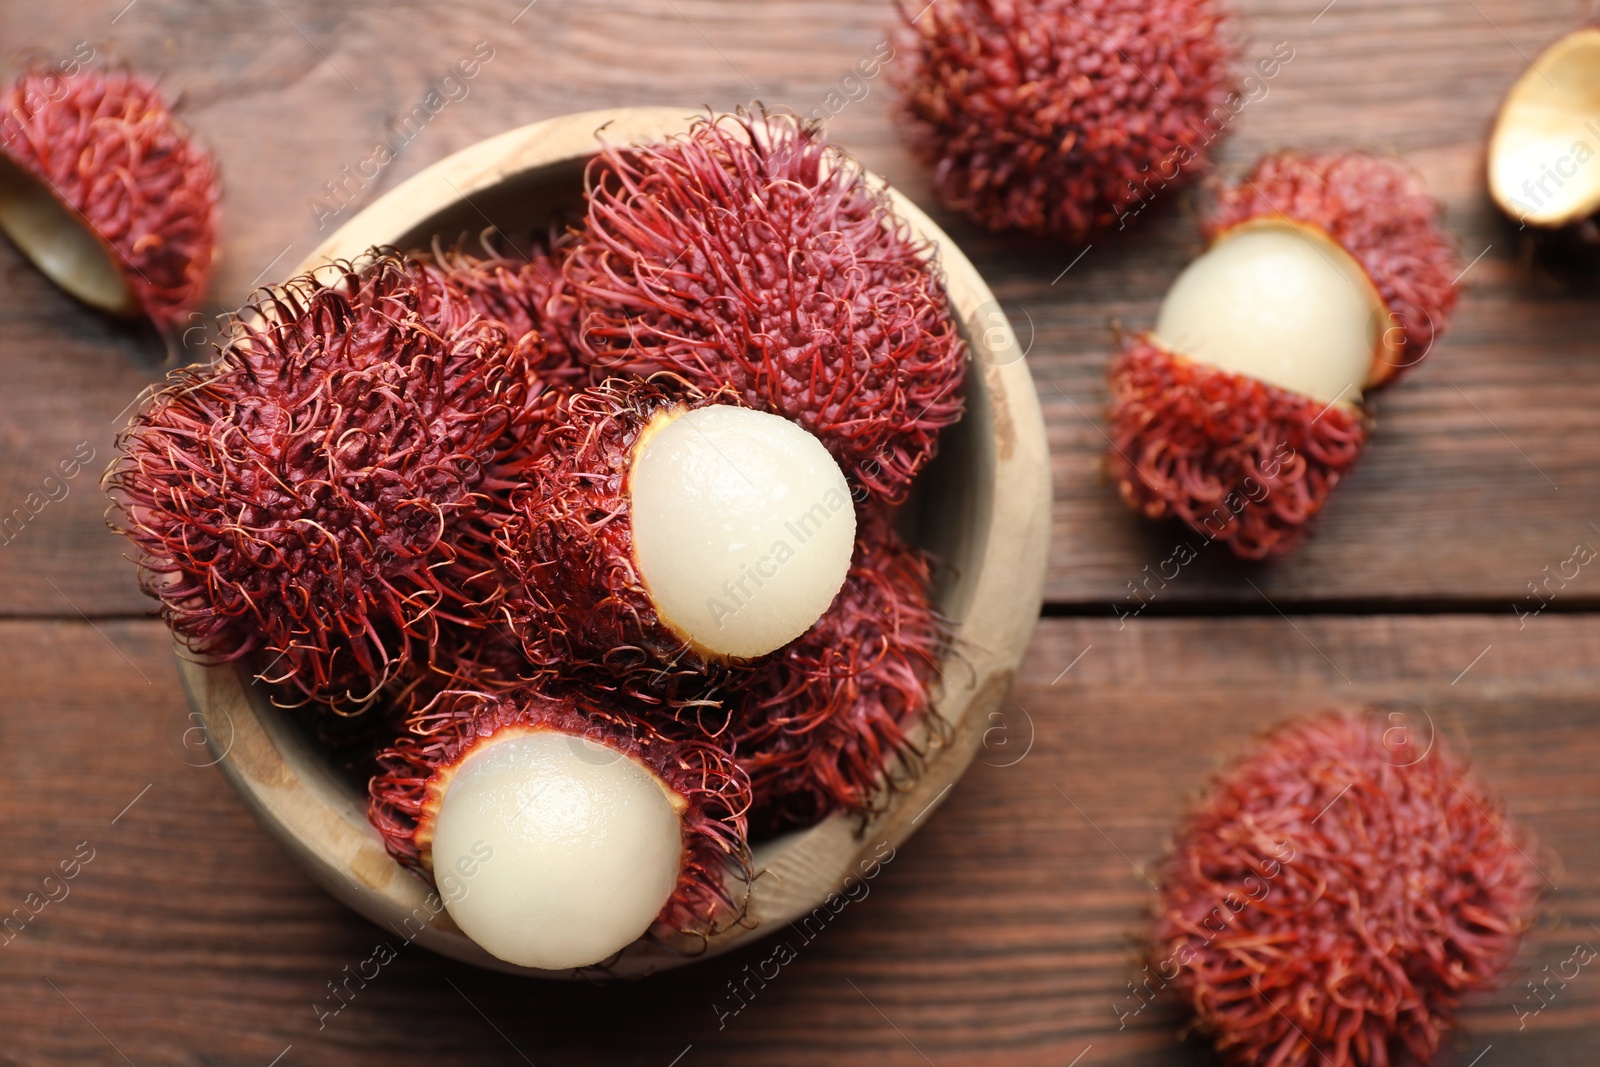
[[1, 1, 1598, 1064]]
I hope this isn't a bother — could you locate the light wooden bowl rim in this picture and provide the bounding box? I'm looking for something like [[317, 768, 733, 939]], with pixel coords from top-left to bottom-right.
[[176, 107, 1051, 978]]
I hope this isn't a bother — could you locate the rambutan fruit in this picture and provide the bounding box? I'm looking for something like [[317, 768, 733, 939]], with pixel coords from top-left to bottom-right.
[[369, 686, 751, 970], [1107, 151, 1460, 558], [728, 510, 947, 833], [106, 251, 552, 709], [562, 108, 966, 502], [414, 232, 585, 389], [892, 0, 1238, 238], [0, 64, 219, 332], [1153, 711, 1542, 1067], [495, 377, 857, 695], [1488, 27, 1600, 238]]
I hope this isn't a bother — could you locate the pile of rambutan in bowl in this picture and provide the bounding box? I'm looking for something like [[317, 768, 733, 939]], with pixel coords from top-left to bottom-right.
[[128, 107, 1050, 976]]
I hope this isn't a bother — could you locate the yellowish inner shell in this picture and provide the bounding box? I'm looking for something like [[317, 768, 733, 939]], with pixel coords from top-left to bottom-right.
[[1488, 28, 1600, 229], [0, 154, 135, 316]]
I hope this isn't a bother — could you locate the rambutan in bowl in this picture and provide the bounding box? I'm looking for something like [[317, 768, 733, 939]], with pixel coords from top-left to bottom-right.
[[174, 108, 1051, 977]]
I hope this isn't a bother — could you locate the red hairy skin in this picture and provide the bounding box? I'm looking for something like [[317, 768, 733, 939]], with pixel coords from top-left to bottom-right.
[[564, 107, 966, 503], [728, 510, 948, 833], [494, 378, 749, 705], [107, 252, 554, 709], [1153, 712, 1542, 1067], [1107, 337, 1370, 560], [893, 0, 1238, 238], [415, 233, 586, 389], [368, 687, 752, 950], [0, 65, 219, 331], [1205, 151, 1461, 386]]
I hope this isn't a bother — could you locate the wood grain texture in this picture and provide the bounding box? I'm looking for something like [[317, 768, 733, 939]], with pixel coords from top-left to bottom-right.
[[1, 0, 1598, 1064], [2, 0, 1599, 613], [1, 617, 1596, 1065]]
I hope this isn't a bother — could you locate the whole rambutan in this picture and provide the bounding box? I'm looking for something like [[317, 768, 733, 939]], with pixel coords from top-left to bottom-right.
[[0, 64, 219, 332], [107, 251, 552, 709], [415, 232, 585, 388], [1107, 151, 1460, 558], [369, 686, 751, 969], [728, 510, 948, 833], [494, 377, 857, 699], [1154, 712, 1542, 1067], [563, 108, 967, 502], [892, 0, 1238, 238]]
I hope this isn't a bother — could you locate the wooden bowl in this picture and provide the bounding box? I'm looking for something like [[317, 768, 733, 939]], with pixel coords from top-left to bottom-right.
[[175, 108, 1051, 977]]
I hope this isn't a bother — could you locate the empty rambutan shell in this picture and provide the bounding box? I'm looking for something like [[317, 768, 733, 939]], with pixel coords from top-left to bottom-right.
[[106, 251, 552, 709], [892, 0, 1238, 238], [1107, 151, 1460, 559], [728, 509, 948, 833], [1488, 27, 1600, 237], [495, 377, 857, 696], [369, 687, 751, 970], [1153, 711, 1542, 1067], [0, 65, 219, 332], [563, 107, 966, 502]]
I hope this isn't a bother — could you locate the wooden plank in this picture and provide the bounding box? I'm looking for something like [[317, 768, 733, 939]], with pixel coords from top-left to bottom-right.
[[1, 616, 1594, 1064], [2, 0, 1599, 614]]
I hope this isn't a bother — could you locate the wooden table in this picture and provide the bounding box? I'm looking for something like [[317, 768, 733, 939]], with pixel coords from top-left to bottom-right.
[[2, 1, 1596, 1063]]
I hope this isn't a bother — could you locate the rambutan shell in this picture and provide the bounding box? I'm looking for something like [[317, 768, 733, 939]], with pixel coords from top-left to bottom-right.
[[893, 0, 1239, 238], [1204, 150, 1460, 387], [107, 251, 552, 708], [368, 687, 752, 949], [493, 377, 754, 701], [1154, 712, 1542, 1067], [728, 509, 949, 832], [413, 233, 586, 390], [1106, 335, 1370, 560], [0, 65, 219, 332], [563, 107, 966, 502], [1487, 27, 1600, 231]]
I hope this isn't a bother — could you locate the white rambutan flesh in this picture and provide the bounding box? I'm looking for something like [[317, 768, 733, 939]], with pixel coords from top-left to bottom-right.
[[630, 404, 856, 660], [429, 730, 684, 971], [1154, 221, 1386, 406]]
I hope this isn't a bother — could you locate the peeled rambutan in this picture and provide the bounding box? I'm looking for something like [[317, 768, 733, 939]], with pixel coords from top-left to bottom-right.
[[1107, 151, 1460, 558], [494, 377, 857, 698], [1203, 151, 1461, 384], [892, 0, 1238, 238], [0, 64, 219, 332], [369, 686, 751, 969], [106, 251, 552, 709], [563, 108, 966, 502], [728, 510, 947, 833], [1153, 712, 1542, 1067]]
